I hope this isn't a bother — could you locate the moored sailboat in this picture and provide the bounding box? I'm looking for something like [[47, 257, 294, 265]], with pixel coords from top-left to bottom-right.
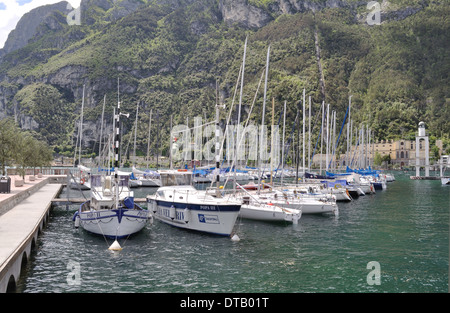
[[73, 98, 151, 240], [73, 173, 150, 238], [147, 170, 241, 236]]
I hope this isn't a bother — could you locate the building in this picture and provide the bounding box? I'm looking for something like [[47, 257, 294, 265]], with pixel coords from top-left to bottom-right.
[[313, 138, 442, 170]]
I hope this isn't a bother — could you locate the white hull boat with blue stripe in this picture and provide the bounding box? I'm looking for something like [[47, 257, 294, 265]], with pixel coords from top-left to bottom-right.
[[76, 204, 149, 238], [73, 174, 150, 238], [147, 185, 241, 236]]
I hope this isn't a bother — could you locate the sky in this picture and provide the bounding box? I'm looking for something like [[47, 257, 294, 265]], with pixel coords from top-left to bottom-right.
[[0, 0, 81, 49]]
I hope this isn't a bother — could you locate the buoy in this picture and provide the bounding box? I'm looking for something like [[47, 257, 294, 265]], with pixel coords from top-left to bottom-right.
[[231, 234, 240, 242], [108, 240, 122, 251]]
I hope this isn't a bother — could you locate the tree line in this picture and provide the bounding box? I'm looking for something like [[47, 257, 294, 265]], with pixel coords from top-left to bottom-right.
[[0, 118, 53, 178]]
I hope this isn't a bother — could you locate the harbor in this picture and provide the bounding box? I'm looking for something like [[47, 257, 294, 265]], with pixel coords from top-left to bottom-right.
[[0, 170, 448, 293], [0, 0, 449, 298]]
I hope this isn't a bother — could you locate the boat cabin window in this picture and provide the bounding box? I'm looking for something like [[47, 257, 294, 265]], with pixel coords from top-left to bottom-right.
[[157, 191, 165, 199], [118, 175, 129, 187], [161, 173, 192, 186]]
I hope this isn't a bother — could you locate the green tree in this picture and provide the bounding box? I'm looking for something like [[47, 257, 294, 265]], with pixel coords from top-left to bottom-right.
[[0, 119, 20, 175], [373, 151, 382, 166]]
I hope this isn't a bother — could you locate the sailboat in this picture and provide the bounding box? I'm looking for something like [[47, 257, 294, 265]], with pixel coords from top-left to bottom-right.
[[73, 98, 151, 238], [70, 85, 91, 191], [73, 173, 150, 238], [130, 166, 161, 187], [237, 183, 301, 223], [147, 170, 241, 236], [128, 103, 162, 188]]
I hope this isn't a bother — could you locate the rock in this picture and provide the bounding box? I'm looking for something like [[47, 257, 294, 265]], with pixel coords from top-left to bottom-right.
[[219, 0, 273, 29], [0, 1, 71, 55]]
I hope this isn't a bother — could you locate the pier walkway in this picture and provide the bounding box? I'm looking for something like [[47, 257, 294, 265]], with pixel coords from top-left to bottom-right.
[[0, 175, 64, 293]]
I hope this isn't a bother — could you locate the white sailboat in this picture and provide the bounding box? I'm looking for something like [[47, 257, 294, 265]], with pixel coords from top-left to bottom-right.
[[245, 187, 338, 216], [69, 165, 91, 190], [73, 173, 150, 238], [70, 85, 91, 190], [147, 170, 241, 236], [73, 98, 150, 239], [131, 166, 161, 187], [237, 184, 301, 223]]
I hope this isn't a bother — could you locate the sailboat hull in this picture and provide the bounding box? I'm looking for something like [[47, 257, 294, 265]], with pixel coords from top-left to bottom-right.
[[148, 198, 240, 236], [240, 204, 301, 223], [74, 202, 150, 238]]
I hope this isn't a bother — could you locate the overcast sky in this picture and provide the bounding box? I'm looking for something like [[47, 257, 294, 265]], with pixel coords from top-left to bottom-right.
[[0, 0, 81, 49]]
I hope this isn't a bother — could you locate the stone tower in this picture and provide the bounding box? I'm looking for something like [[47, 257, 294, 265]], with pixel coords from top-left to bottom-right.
[[415, 121, 430, 177]]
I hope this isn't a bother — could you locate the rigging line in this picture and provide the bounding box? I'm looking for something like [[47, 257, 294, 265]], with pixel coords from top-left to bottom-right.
[[307, 101, 323, 168], [207, 62, 243, 189], [87, 199, 111, 249], [328, 103, 350, 170], [277, 108, 300, 174], [222, 67, 265, 190], [172, 121, 217, 134], [272, 106, 288, 173]]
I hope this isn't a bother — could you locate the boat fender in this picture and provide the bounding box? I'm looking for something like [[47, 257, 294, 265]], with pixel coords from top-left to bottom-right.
[[73, 212, 80, 228], [169, 205, 176, 220], [151, 200, 157, 213], [183, 208, 189, 223]]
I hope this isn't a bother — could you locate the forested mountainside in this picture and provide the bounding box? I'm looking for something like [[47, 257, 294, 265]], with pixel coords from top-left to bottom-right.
[[0, 0, 448, 158]]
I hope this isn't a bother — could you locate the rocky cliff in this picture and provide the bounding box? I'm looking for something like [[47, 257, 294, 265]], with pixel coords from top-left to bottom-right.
[[0, 1, 71, 57], [0, 0, 447, 156]]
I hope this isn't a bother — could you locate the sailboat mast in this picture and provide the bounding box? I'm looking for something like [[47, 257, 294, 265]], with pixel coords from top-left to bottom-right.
[[78, 84, 85, 166], [133, 102, 139, 167], [281, 100, 286, 186], [236, 36, 247, 178], [147, 109, 153, 169], [258, 44, 270, 193], [302, 88, 305, 176], [308, 96, 311, 170], [326, 103, 330, 172], [270, 97, 274, 186], [215, 96, 221, 197], [114, 99, 121, 210], [347, 95, 352, 170], [99, 94, 106, 167], [320, 101, 324, 175]]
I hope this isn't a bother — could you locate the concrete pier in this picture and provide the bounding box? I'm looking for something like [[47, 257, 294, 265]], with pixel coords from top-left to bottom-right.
[[0, 176, 63, 293]]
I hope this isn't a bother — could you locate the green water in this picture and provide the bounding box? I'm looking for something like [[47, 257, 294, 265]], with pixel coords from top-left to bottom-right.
[[17, 172, 449, 293]]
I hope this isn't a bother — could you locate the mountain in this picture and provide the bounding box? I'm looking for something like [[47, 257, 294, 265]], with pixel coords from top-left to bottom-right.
[[0, 0, 448, 159]]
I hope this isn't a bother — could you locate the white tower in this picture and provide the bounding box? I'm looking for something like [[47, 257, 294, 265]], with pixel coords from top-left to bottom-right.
[[415, 121, 430, 177]]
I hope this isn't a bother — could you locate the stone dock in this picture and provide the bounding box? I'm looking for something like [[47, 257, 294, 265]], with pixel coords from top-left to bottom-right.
[[0, 175, 65, 293]]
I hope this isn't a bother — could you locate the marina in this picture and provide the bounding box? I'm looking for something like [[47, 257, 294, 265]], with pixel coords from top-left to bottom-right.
[[0, 0, 448, 297], [0, 170, 447, 293]]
